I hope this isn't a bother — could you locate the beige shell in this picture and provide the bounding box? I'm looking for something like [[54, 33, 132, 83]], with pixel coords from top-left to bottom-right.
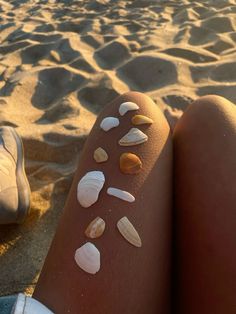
[[132, 114, 153, 125], [93, 147, 108, 163], [120, 153, 142, 174], [85, 217, 105, 239], [117, 216, 142, 247], [119, 128, 148, 146]]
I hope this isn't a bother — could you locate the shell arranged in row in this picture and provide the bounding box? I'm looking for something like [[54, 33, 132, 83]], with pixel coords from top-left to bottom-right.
[[120, 153, 142, 174], [132, 114, 153, 125], [119, 102, 139, 116], [107, 187, 135, 202], [77, 171, 105, 208], [93, 147, 108, 163], [117, 216, 142, 247], [75, 242, 100, 274], [85, 217, 105, 239], [100, 117, 119, 131], [119, 128, 148, 146]]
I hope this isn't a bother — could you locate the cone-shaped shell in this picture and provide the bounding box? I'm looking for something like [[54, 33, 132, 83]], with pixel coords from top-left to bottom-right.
[[117, 216, 142, 247], [120, 153, 142, 174], [119, 102, 139, 116], [85, 217, 105, 239], [74, 242, 100, 274], [93, 147, 108, 163], [100, 117, 119, 131], [77, 171, 105, 208], [119, 128, 148, 146], [107, 187, 135, 202], [132, 114, 153, 125]]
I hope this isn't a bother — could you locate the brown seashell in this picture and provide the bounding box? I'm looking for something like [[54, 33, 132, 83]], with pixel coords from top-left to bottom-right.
[[120, 153, 142, 174], [93, 147, 108, 163], [117, 216, 142, 247], [132, 114, 153, 125], [85, 217, 105, 239]]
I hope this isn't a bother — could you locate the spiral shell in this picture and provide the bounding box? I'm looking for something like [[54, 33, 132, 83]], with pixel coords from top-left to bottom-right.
[[77, 171, 105, 208]]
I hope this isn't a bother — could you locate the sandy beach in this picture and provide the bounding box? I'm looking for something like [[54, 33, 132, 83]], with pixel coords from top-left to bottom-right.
[[0, 0, 236, 296]]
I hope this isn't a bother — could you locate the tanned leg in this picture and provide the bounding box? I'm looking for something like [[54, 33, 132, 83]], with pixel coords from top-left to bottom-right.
[[33, 92, 173, 314], [174, 95, 236, 314]]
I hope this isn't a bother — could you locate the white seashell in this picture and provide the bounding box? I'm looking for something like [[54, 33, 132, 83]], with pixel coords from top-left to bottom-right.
[[77, 171, 105, 208], [107, 187, 135, 202], [119, 102, 139, 116], [74, 242, 100, 274], [117, 216, 142, 247], [85, 217, 106, 239], [119, 128, 148, 146], [100, 117, 119, 131]]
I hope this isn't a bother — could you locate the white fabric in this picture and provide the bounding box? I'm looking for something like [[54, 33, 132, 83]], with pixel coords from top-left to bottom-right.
[[12, 294, 54, 314]]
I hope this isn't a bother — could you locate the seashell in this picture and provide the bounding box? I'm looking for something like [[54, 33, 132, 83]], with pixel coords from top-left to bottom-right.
[[119, 102, 139, 116], [74, 242, 100, 274], [120, 153, 142, 174], [100, 117, 119, 131], [132, 114, 153, 125], [85, 217, 105, 239], [107, 187, 135, 202], [117, 216, 142, 247], [77, 171, 105, 208], [119, 128, 148, 146], [93, 147, 108, 163]]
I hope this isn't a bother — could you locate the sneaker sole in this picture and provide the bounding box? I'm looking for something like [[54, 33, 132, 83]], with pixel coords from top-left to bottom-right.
[[8, 127, 31, 224]]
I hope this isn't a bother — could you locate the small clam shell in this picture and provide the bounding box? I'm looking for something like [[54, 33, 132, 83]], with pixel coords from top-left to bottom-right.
[[117, 216, 142, 247], [85, 217, 105, 239], [77, 171, 105, 208], [119, 128, 148, 146], [93, 147, 108, 163], [107, 187, 135, 202], [74, 242, 100, 274], [119, 102, 139, 116], [100, 117, 119, 131], [132, 114, 153, 125], [120, 153, 142, 174]]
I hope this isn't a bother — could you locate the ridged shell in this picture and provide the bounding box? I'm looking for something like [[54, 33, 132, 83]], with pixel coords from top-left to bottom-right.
[[119, 128, 148, 146], [107, 187, 135, 202], [119, 102, 139, 116], [132, 114, 153, 125], [85, 217, 105, 239], [120, 153, 142, 174], [100, 117, 119, 131], [77, 171, 105, 208], [93, 147, 108, 163], [117, 216, 142, 247], [74, 242, 100, 274]]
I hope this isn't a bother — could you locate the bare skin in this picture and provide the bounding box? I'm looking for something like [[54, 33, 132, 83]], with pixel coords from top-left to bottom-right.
[[33, 92, 173, 314], [33, 93, 236, 314], [174, 95, 236, 313]]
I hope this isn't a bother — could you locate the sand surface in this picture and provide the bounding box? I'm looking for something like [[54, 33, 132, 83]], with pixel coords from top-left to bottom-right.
[[0, 0, 236, 296]]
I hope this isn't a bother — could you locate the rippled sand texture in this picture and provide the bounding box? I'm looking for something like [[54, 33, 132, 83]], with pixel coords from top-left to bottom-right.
[[0, 0, 236, 295]]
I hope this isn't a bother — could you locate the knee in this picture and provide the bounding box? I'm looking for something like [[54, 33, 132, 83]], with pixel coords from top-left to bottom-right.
[[173, 94, 235, 139]]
